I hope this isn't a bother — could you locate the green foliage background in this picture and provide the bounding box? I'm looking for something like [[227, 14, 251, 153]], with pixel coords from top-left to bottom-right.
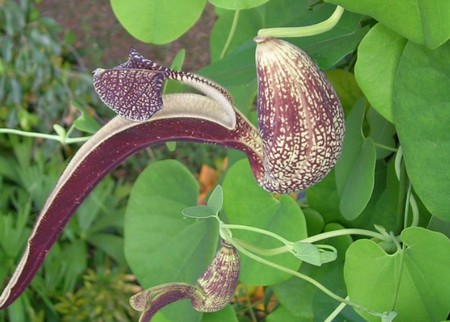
[[1, 0, 450, 321]]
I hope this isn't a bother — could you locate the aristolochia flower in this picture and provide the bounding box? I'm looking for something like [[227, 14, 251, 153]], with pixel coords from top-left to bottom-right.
[[0, 41, 344, 311]]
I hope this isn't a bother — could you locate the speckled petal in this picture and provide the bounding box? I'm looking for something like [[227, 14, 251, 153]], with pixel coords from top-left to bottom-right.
[[255, 37, 345, 193], [192, 241, 240, 312], [93, 68, 165, 122]]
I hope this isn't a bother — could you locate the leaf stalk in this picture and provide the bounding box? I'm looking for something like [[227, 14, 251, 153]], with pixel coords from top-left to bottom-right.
[[220, 10, 241, 59]]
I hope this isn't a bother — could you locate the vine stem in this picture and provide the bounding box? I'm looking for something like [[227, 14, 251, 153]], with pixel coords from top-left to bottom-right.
[[373, 142, 398, 153], [301, 228, 388, 244], [232, 238, 288, 256], [409, 193, 419, 227], [395, 147, 408, 231], [394, 146, 420, 230], [325, 299, 347, 322], [0, 128, 90, 144], [223, 223, 389, 246], [222, 223, 291, 245], [394, 147, 403, 181], [404, 184, 419, 227], [257, 5, 344, 38], [220, 9, 240, 59], [229, 238, 389, 319]]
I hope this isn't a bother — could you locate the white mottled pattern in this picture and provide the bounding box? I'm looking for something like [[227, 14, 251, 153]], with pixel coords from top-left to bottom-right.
[[255, 37, 345, 193]]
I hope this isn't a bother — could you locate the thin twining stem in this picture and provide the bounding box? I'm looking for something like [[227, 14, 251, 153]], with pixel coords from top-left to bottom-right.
[[301, 228, 388, 244], [232, 238, 287, 256], [223, 223, 389, 247], [324, 298, 348, 322], [257, 5, 344, 38], [373, 142, 398, 152], [404, 184, 419, 228], [222, 223, 291, 245], [395, 146, 420, 229], [0, 128, 90, 144]]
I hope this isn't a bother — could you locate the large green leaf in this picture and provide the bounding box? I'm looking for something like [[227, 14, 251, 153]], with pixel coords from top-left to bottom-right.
[[393, 41, 450, 222], [262, 0, 309, 28], [199, 41, 256, 87], [355, 23, 407, 123], [344, 227, 450, 322], [428, 216, 450, 239], [326, 69, 364, 113], [110, 0, 206, 44], [310, 160, 402, 232], [349, 161, 402, 233], [209, 0, 268, 10], [339, 138, 376, 220], [306, 170, 341, 224], [326, 0, 450, 48], [335, 102, 376, 220], [222, 159, 307, 285], [124, 160, 219, 322], [266, 305, 301, 322]]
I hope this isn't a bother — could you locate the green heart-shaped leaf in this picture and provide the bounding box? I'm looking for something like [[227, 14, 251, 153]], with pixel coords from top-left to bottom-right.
[[326, 0, 450, 48], [355, 23, 407, 123], [344, 227, 450, 322], [209, 0, 268, 10], [111, 0, 206, 44], [335, 101, 376, 220], [222, 159, 307, 285], [393, 41, 450, 222], [124, 160, 219, 321]]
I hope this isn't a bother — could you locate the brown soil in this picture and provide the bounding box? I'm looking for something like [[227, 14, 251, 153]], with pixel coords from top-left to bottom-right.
[[38, 0, 216, 72]]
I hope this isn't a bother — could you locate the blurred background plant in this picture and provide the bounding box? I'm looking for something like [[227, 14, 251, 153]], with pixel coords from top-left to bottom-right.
[[54, 268, 140, 322], [3, 0, 449, 321], [0, 0, 101, 133], [0, 136, 139, 321]]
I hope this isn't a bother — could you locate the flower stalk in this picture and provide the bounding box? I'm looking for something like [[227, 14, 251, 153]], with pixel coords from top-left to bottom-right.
[[257, 5, 345, 38]]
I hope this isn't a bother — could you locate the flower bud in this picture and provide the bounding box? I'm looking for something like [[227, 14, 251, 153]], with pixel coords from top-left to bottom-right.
[[192, 240, 240, 312], [129, 241, 240, 321]]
